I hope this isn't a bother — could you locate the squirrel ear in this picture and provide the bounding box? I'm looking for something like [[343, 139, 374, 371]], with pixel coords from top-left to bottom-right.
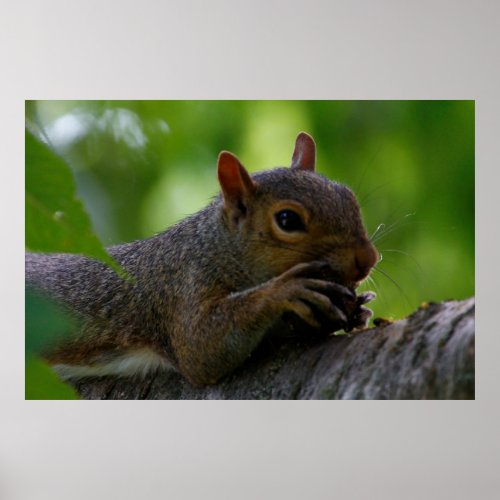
[[291, 132, 316, 172], [217, 151, 256, 225]]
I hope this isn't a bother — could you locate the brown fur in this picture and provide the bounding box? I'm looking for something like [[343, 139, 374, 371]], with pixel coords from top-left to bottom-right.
[[25, 132, 378, 386]]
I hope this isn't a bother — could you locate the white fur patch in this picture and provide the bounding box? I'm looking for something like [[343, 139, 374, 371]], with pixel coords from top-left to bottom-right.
[[53, 347, 174, 381]]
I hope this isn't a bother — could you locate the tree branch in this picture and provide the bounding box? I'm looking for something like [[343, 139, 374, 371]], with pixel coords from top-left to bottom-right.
[[73, 298, 475, 400]]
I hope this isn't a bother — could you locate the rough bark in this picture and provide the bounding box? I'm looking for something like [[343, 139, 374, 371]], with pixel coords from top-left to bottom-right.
[[73, 297, 475, 400]]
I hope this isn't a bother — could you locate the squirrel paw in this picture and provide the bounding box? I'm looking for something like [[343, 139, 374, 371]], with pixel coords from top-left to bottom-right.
[[344, 291, 376, 332], [274, 261, 376, 336], [271, 260, 356, 334]]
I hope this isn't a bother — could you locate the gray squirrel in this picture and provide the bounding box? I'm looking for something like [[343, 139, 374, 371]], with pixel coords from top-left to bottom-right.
[[26, 132, 378, 386]]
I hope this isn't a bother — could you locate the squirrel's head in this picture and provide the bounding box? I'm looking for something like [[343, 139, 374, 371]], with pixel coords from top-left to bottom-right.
[[217, 132, 379, 289]]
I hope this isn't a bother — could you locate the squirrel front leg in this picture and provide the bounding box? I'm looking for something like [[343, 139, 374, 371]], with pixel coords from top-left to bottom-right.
[[173, 261, 354, 386]]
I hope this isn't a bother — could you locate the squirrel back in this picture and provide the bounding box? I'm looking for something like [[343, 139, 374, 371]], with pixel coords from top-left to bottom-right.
[[26, 132, 378, 386]]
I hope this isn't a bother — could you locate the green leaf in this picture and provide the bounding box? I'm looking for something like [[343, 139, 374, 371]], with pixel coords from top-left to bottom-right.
[[25, 287, 80, 399], [25, 357, 79, 400], [25, 287, 76, 356], [25, 129, 121, 273]]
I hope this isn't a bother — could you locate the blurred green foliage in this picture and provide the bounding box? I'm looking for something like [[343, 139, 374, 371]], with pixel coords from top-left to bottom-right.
[[25, 130, 120, 272], [25, 126, 128, 399], [25, 289, 79, 399], [25, 100, 474, 338], [25, 357, 79, 400]]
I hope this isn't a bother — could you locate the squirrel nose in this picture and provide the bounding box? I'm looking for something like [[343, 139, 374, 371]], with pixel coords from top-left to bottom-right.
[[352, 242, 379, 282]]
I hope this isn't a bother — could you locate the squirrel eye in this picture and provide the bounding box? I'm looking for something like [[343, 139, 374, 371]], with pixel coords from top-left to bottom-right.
[[275, 209, 305, 232]]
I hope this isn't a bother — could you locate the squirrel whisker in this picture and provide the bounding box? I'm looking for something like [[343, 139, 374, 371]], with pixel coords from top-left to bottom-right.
[[371, 213, 419, 243], [372, 266, 411, 309], [378, 248, 424, 274]]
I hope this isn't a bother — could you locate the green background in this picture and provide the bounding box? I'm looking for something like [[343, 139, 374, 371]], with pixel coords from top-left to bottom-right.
[[27, 100, 474, 322]]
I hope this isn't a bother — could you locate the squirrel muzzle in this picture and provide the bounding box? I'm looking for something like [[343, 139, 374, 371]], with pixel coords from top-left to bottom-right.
[[350, 241, 379, 283]]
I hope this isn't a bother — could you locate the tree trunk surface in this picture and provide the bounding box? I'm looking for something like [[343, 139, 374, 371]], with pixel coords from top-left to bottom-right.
[[74, 298, 475, 400]]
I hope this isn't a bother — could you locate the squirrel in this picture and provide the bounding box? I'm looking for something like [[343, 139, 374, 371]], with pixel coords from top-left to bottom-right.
[[25, 132, 379, 387]]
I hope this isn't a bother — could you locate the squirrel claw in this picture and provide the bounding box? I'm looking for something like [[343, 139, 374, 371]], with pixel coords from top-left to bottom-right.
[[345, 304, 374, 332], [356, 291, 376, 305]]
